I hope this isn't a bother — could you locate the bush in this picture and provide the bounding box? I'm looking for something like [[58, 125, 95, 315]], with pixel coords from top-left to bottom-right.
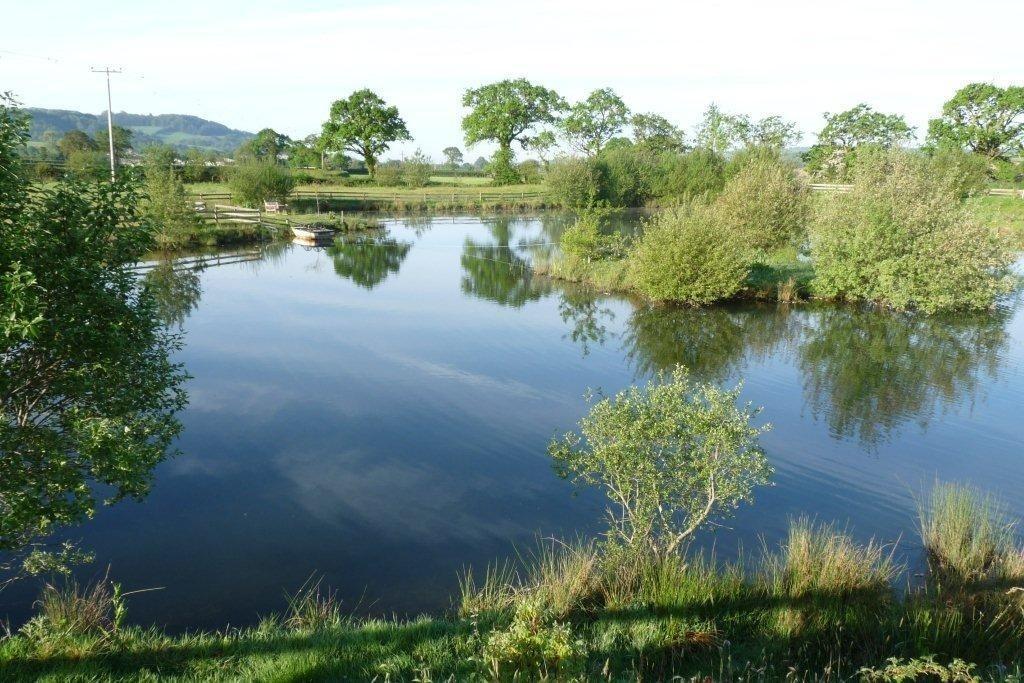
[[227, 160, 295, 208], [810, 149, 1015, 313], [649, 149, 725, 203], [373, 163, 403, 187], [928, 146, 990, 198], [489, 147, 521, 186], [559, 211, 628, 261], [714, 153, 809, 252], [517, 159, 542, 184], [593, 145, 657, 207], [142, 157, 204, 248], [629, 204, 751, 305], [546, 157, 601, 209], [402, 149, 433, 188], [65, 149, 109, 181]]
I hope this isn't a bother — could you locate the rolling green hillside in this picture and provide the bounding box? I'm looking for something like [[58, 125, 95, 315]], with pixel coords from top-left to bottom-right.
[[26, 108, 255, 153]]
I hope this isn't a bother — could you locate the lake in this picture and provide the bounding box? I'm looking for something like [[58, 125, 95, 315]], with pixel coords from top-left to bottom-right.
[[2, 213, 1022, 632]]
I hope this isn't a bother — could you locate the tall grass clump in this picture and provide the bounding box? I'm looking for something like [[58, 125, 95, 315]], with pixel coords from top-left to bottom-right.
[[283, 575, 344, 630], [764, 518, 899, 599], [810, 149, 1015, 313], [918, 483, 1023, 584], [629, 203, 750, 304]]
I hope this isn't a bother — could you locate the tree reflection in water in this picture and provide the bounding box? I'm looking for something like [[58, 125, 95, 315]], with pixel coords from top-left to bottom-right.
[[460, 217, 551, 307], [798, 304, 1012, 448], [143, 261, 203, 329], [328, 231, 412, 290]]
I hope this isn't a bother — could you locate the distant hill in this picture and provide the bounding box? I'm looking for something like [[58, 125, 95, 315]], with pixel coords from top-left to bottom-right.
[[26, 108, 255, 153]]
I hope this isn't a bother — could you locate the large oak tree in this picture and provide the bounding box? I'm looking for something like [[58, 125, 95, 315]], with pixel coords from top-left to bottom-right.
[[321, 89, 411, 179]]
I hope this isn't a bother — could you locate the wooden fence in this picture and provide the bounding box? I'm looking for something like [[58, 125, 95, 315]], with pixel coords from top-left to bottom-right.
[[810, 183, 1024, 198], [190, 188, 549, 207]]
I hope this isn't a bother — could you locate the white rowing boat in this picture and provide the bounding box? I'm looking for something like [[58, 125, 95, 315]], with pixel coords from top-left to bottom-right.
[[291, 225, 336, 242]]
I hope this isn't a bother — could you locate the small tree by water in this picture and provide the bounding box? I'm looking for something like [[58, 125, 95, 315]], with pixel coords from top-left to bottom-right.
[[549, 367, 772, 557]]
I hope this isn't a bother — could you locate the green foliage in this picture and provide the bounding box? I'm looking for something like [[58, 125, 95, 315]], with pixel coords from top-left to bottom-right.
[[1, 97, 187, 584], [227, 159, 295, 207], [235, 127, 290, 162], [462, 78, 565, 184], [694, 104, 748, 156], [810, 149, 1015, 313], [928, 144, 991, 198], [561, 87, 630, 156], [742, 114, 802, 149], [927, 82, 1024, 163], [442, 145, 463, 167], [763, 518, 898, 599], [804, 104, 915, 180], [94, 124, 134, 158], [321, 89, 411, 178], [141, 145, 204, 248], [545, 157, 601, 209], [373, 162, 403, 187], [631, 112, 686, 154], [401, 148, 433, 188], [182, 148, 213, 182], [549, 367, 772, 556], [57, 129, 96, 157], [488, 146, 520, 185], [64, 149, 109, 180], [715, 151, 809, 251], [629, 205, 750, 304], [594, 143, 657, 207], [860, 656, 980, 682], [559, 211, 628, 261], [649, 148, 726, 203], [482, 599, 582, 677], [517, 159, 541, 184]]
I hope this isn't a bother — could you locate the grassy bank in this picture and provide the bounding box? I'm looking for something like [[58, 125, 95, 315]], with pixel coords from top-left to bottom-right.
[[2, 483, 1021, 681], [536, 248, 814, 304], [185, 181, 554, 213]]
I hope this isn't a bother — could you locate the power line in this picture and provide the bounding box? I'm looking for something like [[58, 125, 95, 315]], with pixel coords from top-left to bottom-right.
[[90, 66, 122, 181]]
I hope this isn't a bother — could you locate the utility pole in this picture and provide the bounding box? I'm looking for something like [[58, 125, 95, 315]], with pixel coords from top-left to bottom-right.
[[90, 66, 122, 181]]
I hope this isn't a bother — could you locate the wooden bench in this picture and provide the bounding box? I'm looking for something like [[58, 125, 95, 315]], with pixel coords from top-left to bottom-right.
[[264, 201, 288, 213]]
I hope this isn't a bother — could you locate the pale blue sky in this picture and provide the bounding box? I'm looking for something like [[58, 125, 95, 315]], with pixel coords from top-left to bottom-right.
[[2, 0, 1022, 159]]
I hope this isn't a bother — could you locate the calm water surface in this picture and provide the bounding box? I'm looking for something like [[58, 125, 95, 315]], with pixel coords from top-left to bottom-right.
[[4, 213, 1023, 631]]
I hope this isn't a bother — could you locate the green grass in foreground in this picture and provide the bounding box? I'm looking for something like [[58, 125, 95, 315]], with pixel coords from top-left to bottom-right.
[[1, 483, 1022, 681]]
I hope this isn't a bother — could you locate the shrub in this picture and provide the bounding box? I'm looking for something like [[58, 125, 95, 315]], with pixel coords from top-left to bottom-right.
[[517, 159, 542, 184], [559, 211, 628, 262], [549, 367, 772, 557], [402, 149, 433, 188], [65, 149, 109, 181], [594, 145, 656, 207], [373, 163, 403, 187], [649, 149, 725, 203], [629, 204, 750, 305], [488, 147, 521, 186], [545, 157, 601, 209], [714, 153, 809, 252], [810, 149, 1015, 313], [928, 145, 990, 198], [227, 160, 295, 207]]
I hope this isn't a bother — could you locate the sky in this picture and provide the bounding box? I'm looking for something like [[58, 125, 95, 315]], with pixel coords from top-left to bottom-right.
[[2, 0, 1022, 160]]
